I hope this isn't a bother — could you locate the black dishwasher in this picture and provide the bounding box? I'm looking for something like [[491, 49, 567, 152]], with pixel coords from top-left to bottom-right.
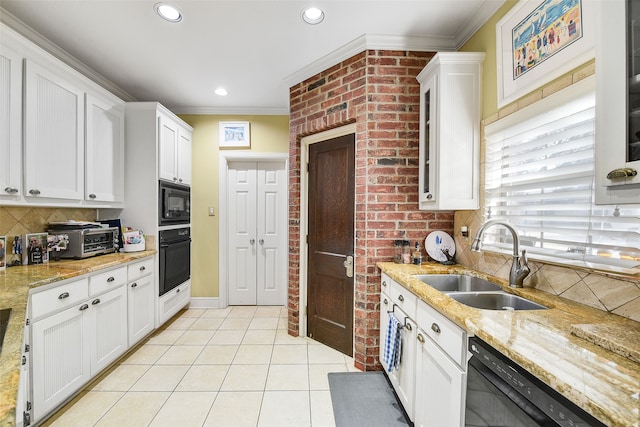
[[465, 337, 606, 427]]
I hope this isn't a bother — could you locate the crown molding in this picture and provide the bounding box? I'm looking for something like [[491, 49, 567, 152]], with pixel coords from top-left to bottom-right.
[[283, 33, 456, 88], [174, 106, 290, 116], [453, 0, 506, 48], [0, 7, 136, 102]]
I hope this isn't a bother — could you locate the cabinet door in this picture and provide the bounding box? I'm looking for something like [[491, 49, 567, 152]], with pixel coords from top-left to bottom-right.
[[414, 330, 466, 427], [595, 0, 640, 203], [89, 285, 128, 374], [85, 92, 124, 203], [389, 307, 417, 421], [418, 72, 437, 206], [32, 303, 90, 421], [0, 42, 22, 200], [379, 291, 391, 372], [177, 127, 192, 185], [158, 114, 179, 182], [24, 59, 84, 200], [128, 274, 155, 346]]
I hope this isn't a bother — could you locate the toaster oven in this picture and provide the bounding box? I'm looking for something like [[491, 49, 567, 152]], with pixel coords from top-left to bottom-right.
[[47, 226, 119, 259]]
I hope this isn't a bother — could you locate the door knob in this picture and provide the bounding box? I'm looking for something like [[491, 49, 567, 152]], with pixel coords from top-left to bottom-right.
[[343, 255, 354, 278]]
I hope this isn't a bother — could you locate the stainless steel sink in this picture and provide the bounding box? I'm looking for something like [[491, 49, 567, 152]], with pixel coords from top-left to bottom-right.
[[448, 292, 547, 311], [414, 274, 503, 293]]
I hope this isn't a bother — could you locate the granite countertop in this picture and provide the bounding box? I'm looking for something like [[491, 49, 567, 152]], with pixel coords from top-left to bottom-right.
[[0, 251, 156, 427], [377, 262, 640, 427]]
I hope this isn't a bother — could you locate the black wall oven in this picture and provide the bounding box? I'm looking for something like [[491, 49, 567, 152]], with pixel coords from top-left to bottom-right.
[[465, 337, 605, 427], [159, 180, 190, 226], [159, 227, 191, 296]]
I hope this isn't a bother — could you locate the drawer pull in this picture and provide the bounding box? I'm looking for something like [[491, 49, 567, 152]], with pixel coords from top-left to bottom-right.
[[107, 277, 115, 283], [383, 298, 388, 305], [176, 288, 181, 293], [382, 281, 387, 287], [398, 295, 404, 302], [131, 282, 138, 288], [58, 292, 70, 300], [28, 189, 40, 195], [417, 333, 425, 343], [92, 298, 101, 305], [140, 266, 146, 271], [89, 193, 97, 199], [431, 323, 441, 334], [4, 186, 18, 194], [405, 322, 412, 332], [79, 304, 89, 311], [607, 167, 637, 180]]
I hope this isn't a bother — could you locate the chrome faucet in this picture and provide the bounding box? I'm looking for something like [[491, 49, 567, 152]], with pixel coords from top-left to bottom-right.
[[471, 220, 530, 288]]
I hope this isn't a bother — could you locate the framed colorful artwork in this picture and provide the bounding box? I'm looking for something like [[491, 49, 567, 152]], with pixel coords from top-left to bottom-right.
[[496, 0, 595, 108], [219, 121, 251, 148]]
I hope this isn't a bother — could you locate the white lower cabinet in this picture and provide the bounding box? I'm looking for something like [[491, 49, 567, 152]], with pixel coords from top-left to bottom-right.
[[29, 256, 155, 424], [379, 274, 467, 427], [414, 326, 466, 427], [158, 280, 190, 326], [127, 258, 155, 346]]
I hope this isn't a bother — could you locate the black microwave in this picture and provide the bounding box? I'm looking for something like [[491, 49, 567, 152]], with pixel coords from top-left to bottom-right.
[[159, 180, 190, 225]]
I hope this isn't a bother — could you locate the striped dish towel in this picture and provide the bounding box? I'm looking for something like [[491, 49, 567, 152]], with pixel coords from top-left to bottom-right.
[[384, 314, 403, 372]]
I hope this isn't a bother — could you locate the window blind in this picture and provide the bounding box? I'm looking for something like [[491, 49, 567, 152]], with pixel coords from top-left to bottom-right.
[[483, 77, 640, 275]]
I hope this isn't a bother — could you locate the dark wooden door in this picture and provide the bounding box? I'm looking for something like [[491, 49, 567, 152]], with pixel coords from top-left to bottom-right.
[[307, 133, 355, 356]]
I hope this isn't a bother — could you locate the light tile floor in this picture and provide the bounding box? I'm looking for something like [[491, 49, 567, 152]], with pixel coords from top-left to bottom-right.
[[42, 306, 359, 427]]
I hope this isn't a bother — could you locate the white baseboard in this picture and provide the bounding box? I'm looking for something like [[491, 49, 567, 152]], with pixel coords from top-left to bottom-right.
[[188, 297, 220, 309]]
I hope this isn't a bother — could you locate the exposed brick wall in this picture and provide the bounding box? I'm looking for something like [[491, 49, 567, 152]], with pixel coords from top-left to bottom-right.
[[288, 50, 455, 371]]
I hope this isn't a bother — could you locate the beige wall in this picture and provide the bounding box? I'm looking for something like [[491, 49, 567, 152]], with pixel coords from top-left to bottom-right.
[[178, 114, 289, 298], [457, 2, 640, 322]]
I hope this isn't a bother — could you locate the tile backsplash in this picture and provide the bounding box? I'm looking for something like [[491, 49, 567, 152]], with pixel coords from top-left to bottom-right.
[[0, 206, 97, 265]]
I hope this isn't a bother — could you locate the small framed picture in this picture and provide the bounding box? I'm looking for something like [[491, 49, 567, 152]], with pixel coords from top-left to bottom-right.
[[26, 232, 48, 265], [0, 236, 6, 270], [219, 121, 250, 148]]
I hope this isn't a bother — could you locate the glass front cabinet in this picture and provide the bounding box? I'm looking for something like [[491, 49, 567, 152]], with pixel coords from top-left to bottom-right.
[[417, 52, 484, 210], [595, 0, 640, 204]]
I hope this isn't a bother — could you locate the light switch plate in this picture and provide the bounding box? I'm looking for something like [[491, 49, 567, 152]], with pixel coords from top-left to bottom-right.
[[208, 206, 215, 216]]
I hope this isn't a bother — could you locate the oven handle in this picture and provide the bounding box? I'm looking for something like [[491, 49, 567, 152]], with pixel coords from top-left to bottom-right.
[[160, 238, 191, 248]]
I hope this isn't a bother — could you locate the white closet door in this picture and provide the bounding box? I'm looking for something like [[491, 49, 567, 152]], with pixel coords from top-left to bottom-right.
[[228, 162, 258, 305], [256, 161, 287, 305], [227, 160, 287, 306]]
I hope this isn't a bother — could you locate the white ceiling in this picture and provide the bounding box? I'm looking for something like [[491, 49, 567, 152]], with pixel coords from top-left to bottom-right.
[[1, 0, 505, 114]]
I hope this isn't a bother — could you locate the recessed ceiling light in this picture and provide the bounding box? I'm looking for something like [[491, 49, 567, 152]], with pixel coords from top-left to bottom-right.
[[154, 3, 182, 23], [215, 88, 228, 96], [302, 7, 324, 25]]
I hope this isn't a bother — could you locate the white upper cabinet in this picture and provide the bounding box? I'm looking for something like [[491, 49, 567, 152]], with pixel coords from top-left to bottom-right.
[[85, 92, 125, 203], [595, 0, 640, 204], [24, 58, 84, 201], [417, 52, 484, 210], [158, 112, 192, 186], [0, 41, 22, 201], [0, 22, 126, 207]]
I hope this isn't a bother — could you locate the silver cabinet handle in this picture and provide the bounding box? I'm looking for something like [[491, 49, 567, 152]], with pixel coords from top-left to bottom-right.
[[140, 266, 146, 271], [383, 298, 388, 305], [178, 178, 183, 183], [259, 239, 264, 245], [405, 322, 413, 332], [29, 189, 40, 195], [250, 239, 255, 245], [426, 193, 433, 200], [89, 193, 96, 199], [58, 292, 70, 300], [4, 187, 18, 194], [79, 304, 89, 311], [398, 294, 405, 302], [382, 281, 387, 287], [431, 323, 441, 334], [417, 333, 425, 343], [131, 282, 138, 288], [107, 277, 115, 283], [92, 298, 101, 305], [176, 288, 181, 293]]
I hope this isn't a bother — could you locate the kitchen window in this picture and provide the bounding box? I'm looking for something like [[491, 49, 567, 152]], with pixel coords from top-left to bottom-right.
[[484, 76, 640, 276]]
